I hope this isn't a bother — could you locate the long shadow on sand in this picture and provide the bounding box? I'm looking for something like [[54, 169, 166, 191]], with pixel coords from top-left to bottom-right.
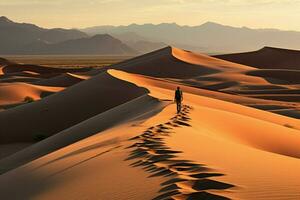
[[125, 105, 235, 200]]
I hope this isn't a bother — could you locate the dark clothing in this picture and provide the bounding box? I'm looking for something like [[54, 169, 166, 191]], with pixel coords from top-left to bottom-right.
[[175, 89, 183, 113], [176, 100, 182, 113], [175, 89, 182, 101]]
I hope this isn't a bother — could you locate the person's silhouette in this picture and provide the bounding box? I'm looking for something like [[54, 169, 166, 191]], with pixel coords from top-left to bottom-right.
[[174, 87, 183, 113]]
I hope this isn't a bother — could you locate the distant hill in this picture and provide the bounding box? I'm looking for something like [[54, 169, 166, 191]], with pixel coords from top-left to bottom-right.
[[125, 40, 167, 54], [0, 16, 137, 55], [0, 16, 88, 54], [23, 34, 138, 55], [82, 22, 300, 53], [3, 16, 300, 55], [109, 32, 167, 54], [215, 46, 300, 70], [0, 57, 12, 65]]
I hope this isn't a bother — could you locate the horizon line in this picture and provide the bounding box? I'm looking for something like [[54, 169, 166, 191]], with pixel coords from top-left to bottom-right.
[[2, 16, 300, 32]]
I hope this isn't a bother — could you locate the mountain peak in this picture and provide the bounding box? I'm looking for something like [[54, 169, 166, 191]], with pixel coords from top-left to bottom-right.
[[91, 34, 115, 40], [159, 22, 179, 26], [0, 16, 13, 24], [200, 21, 223, 28]]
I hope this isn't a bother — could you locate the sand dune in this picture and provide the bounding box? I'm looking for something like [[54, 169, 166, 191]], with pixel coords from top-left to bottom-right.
[[109, 47, 300, 118], [0, 57, 12, 66], [0, 76, 41, 83], [247, 69, 300, 84], [0, 59, 95, 109], [0, 47, 300, 200], [0, 70, 148, 143], [0, 82, 64, 105], [215, 46, 300, 69], [0, 58, 12, 75], [110, 69, 300, 130], [0, 71, 43, 82], [171, 47, 254, 71], [110, 46, 219, 78], [110, 46, 256, 79], [0, 143, 32, 160], [0, 94, 165, 175], [2, 63, 91, 75], [0, 58, 97, 159], [1, 69, 300, 199], [33, 72, 90, 87]]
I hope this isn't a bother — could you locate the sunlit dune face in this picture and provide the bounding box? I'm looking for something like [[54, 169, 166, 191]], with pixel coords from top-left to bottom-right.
[[1, 45, 300, 200]]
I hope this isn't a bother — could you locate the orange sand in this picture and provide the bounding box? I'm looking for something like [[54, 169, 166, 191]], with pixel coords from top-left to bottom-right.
[[0, 47, 300, 199]]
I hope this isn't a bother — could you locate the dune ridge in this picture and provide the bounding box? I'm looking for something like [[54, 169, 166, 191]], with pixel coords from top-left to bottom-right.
[[0, 94, 166, 175], [1, 68, 299, 199], [1, 46, 300, 200], [110, 46, 300, 119], [127, 105, 235, 200], [0, 70, 149, 143], [0, 59, 95, 111], [33, 72, 90, 87], [0, 82, 64, 105], [215, 46, 300, 70]]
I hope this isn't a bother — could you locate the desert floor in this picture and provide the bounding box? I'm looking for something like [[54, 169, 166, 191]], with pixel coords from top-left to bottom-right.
[[0, 46, 300, 199]]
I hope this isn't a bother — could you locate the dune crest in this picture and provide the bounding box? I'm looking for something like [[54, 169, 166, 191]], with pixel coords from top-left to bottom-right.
[[0, 82, 64, 105], [216, 46, 300, 70], [110, 46, 300, 119], [109, 69, 300, 130], [1, 46, 300, 200], [171, 46, 254, 71]]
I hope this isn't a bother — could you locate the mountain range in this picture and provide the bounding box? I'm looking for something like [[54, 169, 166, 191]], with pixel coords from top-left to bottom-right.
[[83, 22, 300, 53], [0, 16, 137, 55], [1, 16, 300, 55], [22, 34, 138, 55]]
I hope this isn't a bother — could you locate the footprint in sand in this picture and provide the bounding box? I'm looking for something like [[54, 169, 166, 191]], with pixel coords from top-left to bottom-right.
[[126, 105, 235, 200]]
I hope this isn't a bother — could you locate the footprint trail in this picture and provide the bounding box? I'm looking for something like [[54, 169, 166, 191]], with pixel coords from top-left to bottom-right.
[[126, 105, 235, 200]]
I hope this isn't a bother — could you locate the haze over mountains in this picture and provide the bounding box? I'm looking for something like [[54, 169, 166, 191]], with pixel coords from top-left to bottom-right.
[[24, 34, 138, 55], [1, 16, 300, 55], [0, 16, 86, 54], [0, 16, 137, 55], [83, 22, 300, 53]]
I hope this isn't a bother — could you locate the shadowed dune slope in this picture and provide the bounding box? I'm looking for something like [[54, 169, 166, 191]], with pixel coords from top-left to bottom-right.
[[0, 71, 148, 143], [0, 71, 41, 79], [0, 57, 12, 75], [215, 46, 300, 69], [108, 45, 300, 118], [109, 70, 300, 131], [0, 57, 12, 66], [0, 75, 41, 84], [247, 69, 300, 84], [0, 83, 64, 105], [33, 73, 90, 87], [0, 69, 299, 200], [171, 47, 254, 71], [109, 46, 254, 78], [0, 61, 96, 112], [0, 94, 165, 175]]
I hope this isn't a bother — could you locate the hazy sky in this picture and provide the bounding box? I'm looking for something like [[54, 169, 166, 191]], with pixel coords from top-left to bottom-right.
[[0, 0, 299, 30]]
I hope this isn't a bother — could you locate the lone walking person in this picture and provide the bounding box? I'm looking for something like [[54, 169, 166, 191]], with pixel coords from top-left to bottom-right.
[[174, 87, 183, 113]]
